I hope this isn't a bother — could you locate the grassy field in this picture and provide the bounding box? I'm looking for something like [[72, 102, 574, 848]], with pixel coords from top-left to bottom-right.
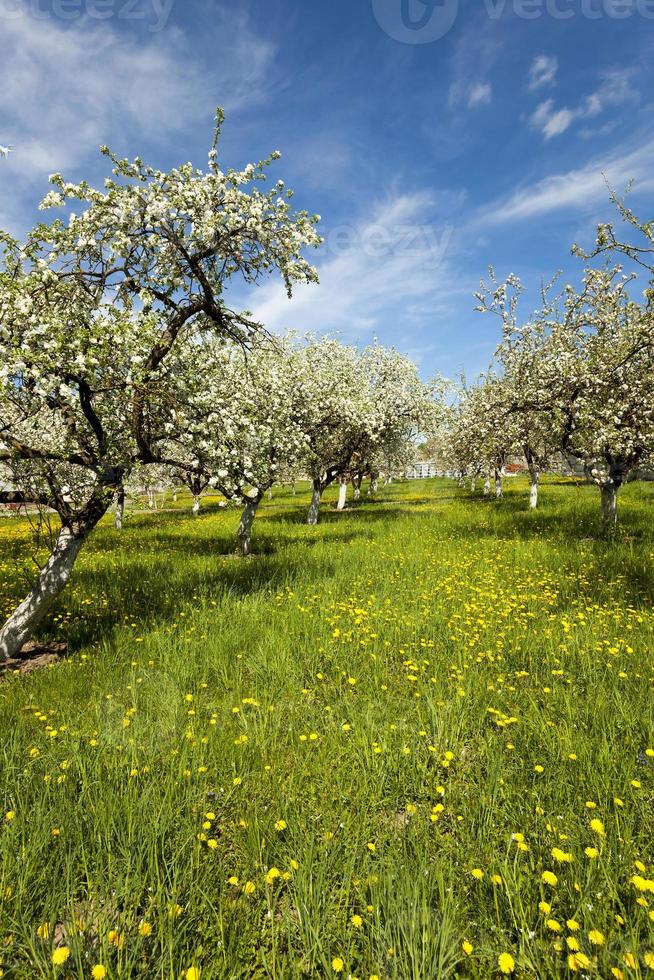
[[1, 477, 653, 979]]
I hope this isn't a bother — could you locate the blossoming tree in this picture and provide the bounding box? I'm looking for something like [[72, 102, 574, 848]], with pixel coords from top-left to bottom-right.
[[0, 113, 321, 660]]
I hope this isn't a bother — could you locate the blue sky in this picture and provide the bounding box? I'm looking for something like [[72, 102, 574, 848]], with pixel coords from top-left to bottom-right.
[[0, 0, 652, 379]]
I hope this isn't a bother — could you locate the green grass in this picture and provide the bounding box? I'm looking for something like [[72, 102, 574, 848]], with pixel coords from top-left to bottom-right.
[[1, 477, 654, 979]]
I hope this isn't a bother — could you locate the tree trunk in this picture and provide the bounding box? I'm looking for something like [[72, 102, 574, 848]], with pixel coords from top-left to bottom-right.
[[600, 482, 618, 526], [470, 477, 476, 493], [0, 525, 85, 662], [495, 469, 503, 500], [268, 488, 273, 500], [237, 495, 262, 556], [147, 489, 155, 509], [336, 479, 347, 511], [307, 481, 323, 526], [369, 475, 379, 495], [529, 468, 539, 509], [192, 495, 201, 515], [483, 476, 490, 496], [114, 487, 125, 530]]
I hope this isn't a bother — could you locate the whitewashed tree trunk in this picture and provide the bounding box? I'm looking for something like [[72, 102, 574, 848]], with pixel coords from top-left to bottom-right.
[[268, 488, 273, 500], [353, 487, 361, 500], [147, 489, 155, 509], [0, 526, 84, 662], [495, 470, 503, 499], [237, 495, 262, 556], [483, 476, 491, 496], [307, 481, 323, 525], [369, 475, 379, 495], [192, 495, 201, 515], [529, 468, 539, 509], [600, 483, 618, 525], [470, 477, 476, 493], [173, 490, 178, 503], [114, 488, 125, 530], [336, 479, 347, 511]]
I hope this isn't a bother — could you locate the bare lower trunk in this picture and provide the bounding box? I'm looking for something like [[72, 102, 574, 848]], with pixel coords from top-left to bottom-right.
[[336, 479, 347, 511], [114, 487, 125, 530], [369, 475, 379, 495], [173, 490, 178, 503], [147, 489, 155, 509], [0, 526, 84, 662], [600, 483, 618, 526], [529, 468, 539, 509], [291, 483, 296, 496], [237, 495, 262, 556], [268, 488, 273, 500], [353, 487, 361, 500], [307, 481, 323, 525], [495, 470, 503, 500], [192, 495, 201, 515], [470, 478, 476, 493], [483, 477, 490, 496]]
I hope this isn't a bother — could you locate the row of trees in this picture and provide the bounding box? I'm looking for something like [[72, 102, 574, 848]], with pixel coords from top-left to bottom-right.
[[444, 196, 654, 524], [0, 114, 438, 662]]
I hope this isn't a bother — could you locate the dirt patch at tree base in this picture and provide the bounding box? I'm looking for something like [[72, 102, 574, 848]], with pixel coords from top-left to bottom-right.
[[0, 641, 69, 677]]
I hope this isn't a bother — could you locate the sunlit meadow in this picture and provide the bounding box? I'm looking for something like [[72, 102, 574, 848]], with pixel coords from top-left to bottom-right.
[[1, 478, 654, 979]]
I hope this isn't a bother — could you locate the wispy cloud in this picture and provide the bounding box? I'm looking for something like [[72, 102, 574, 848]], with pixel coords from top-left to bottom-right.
[[479, 136, 654, 225], [468, 83, 493, 109], [250, 192, 468, 340], [528, 67, 637, 140], [449, 80, 493, 110], [528, 55, 558, 91], [0, 8, 275, 184]]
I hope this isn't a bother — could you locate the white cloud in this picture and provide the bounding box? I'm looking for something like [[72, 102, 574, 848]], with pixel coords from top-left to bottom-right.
[[528, 68, 637, 140], [529, 100, 575, 140], [528, 55, 558, 91], [468, 83, 493, 109], [250, 192, 468, 339], [479, 137, 654, 225], [449, 80, 493, 111], [0, 8, 275, 184]]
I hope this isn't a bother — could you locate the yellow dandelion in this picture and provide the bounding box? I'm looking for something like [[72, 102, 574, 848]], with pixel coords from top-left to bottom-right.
[[568, 953, 591, 972], [51, 948, 70, 966], [498, 952, 515, 974]]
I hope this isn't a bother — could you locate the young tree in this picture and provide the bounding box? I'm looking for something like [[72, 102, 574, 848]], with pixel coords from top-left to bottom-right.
[[166, 336, 311, 555], [480, 266, 654, 524], [0, 114, 321, 660], [287, 338, 376, 526]]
